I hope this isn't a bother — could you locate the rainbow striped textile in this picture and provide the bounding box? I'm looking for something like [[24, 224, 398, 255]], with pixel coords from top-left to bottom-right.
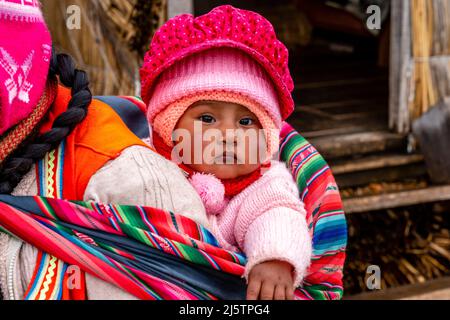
[[0, 122, 347, 300], [280, 123, 347, 300]]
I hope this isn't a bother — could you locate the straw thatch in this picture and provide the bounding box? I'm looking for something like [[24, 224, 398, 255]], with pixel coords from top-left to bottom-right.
[[41, 0, 167, 96], [390, 0, 450, 133], [410, 0, 450, 120]]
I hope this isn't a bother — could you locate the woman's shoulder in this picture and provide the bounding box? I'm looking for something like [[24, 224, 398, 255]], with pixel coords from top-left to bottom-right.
[[73, 96, 149, 156], [48, 86, 152, 199], [48, 85, 149, 158]]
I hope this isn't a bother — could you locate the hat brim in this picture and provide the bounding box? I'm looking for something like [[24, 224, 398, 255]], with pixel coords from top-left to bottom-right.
[[141, 39, 294, 120]]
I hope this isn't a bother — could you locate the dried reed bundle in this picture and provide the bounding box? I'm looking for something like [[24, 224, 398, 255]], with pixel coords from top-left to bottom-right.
[[41, 0, 167, 96], [410, 0, 450, 121]]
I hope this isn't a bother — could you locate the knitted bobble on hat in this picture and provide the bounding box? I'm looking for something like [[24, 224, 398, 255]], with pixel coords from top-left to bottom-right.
[[189, 172, 228, 215]]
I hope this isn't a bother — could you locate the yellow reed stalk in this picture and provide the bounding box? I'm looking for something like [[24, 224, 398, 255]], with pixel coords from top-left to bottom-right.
[[411, 0, 439, 120]]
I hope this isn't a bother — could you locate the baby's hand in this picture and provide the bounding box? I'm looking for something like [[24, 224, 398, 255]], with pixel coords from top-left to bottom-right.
[[246, 260, 295, 300]]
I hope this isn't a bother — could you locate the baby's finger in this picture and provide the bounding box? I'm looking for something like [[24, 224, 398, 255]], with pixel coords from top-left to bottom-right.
[[274, 285, 286, 300], [246, 279, 262, 300], [260, 281, 275, 300]]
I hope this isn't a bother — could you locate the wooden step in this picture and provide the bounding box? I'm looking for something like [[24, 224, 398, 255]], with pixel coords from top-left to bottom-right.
[[331, 153, 424, 175], [289, 98, 389, 138], [294, 75, 387, 90], [300, 123, 387, 139], [290, 114, 388, 139], [294, 78, 387, 106], [330, 153, 426, 188], [309, 131, 407, 159], [343, 185, 450, 214], [335, 166, 427, 188], [345, 276, 450, 300], [335, 164, 427, 188]]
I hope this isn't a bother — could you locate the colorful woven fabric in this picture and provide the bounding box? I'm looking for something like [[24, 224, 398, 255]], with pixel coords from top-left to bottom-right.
[[24, 251, 68, 300], [0, 122, 346, 300], [0, 96, 347, 300], [27, 137, 86, 300], [279, 123, 347, 300], [0, 196, 247, 300]]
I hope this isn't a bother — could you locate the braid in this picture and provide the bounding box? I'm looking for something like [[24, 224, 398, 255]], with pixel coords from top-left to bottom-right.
[[0, 51, 92, 194]]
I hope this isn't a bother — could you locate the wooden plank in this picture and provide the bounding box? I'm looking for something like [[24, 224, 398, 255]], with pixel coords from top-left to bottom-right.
[[332, 110, 387, 121], [335, 163, 427, 188], [293, 61, 384, 84], [289, 112, 387, 137], [331, 153, 424, 174], [296, 105, 335, 119], [299, 123, 387, 139], [294, 99, 386, 111], [295, 75, 387, 90], [345, 276, 450, 300], [343, 185, 450, 213], [296, 104, 387, 121], [389, 0, 413, 133], [309, 131, 406, 159], [294, 82, 388, 106]]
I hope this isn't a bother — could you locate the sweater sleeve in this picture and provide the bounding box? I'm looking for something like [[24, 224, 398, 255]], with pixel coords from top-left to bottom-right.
[[234, 161, 312, 287], [243, 208, 311, 288]]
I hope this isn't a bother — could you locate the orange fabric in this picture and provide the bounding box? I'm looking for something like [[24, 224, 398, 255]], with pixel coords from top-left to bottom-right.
[[41, 85, 150, 200]]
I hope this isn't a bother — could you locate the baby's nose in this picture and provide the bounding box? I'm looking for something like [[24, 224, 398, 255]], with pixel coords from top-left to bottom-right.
[[219, 129, 238, 145], [217, 123, 238, 142]]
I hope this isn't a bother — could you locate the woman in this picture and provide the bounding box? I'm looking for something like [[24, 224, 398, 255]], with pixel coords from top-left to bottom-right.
[[0, 0, 207, 300], [0, 2, 347, 300]]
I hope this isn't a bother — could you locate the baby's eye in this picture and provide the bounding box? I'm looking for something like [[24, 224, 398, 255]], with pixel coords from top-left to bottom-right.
[[239, 117, 255, 126], [199, 115, 216, 124]]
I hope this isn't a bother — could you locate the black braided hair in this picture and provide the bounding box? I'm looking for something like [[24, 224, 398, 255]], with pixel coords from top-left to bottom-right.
[[0, 50, 92, 194]]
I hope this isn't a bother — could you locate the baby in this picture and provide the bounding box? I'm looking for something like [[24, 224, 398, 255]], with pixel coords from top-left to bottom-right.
[[140, 6, 312, 300]]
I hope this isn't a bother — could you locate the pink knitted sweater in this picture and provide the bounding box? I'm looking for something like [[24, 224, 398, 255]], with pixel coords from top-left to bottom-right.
[[201, 160, 312, 287]]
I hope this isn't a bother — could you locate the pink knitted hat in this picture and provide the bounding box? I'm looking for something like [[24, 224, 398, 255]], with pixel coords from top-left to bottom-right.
[[140, 5, 294, 121], [150, 47, 282, 157], [0, 0, 52, 136]]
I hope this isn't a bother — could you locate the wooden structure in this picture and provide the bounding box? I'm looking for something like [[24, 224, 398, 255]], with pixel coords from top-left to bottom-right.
[[390, 0, 450, 134], [346, 276, 450, 300], [279, 0, 450, 215], [194, 0, 450, 299]]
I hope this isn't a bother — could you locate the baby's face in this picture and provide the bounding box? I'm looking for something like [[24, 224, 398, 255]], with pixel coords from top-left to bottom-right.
[[174, 100, 266, 179]]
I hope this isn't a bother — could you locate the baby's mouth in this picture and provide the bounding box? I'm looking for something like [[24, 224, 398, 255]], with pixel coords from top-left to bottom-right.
[[214, 152, 238, 165]]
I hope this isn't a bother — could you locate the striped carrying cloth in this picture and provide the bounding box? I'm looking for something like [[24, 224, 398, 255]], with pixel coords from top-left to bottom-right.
[[280, 123, 347, 300], [0, 196, 247, 300], [0, 97, 347, 300]]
